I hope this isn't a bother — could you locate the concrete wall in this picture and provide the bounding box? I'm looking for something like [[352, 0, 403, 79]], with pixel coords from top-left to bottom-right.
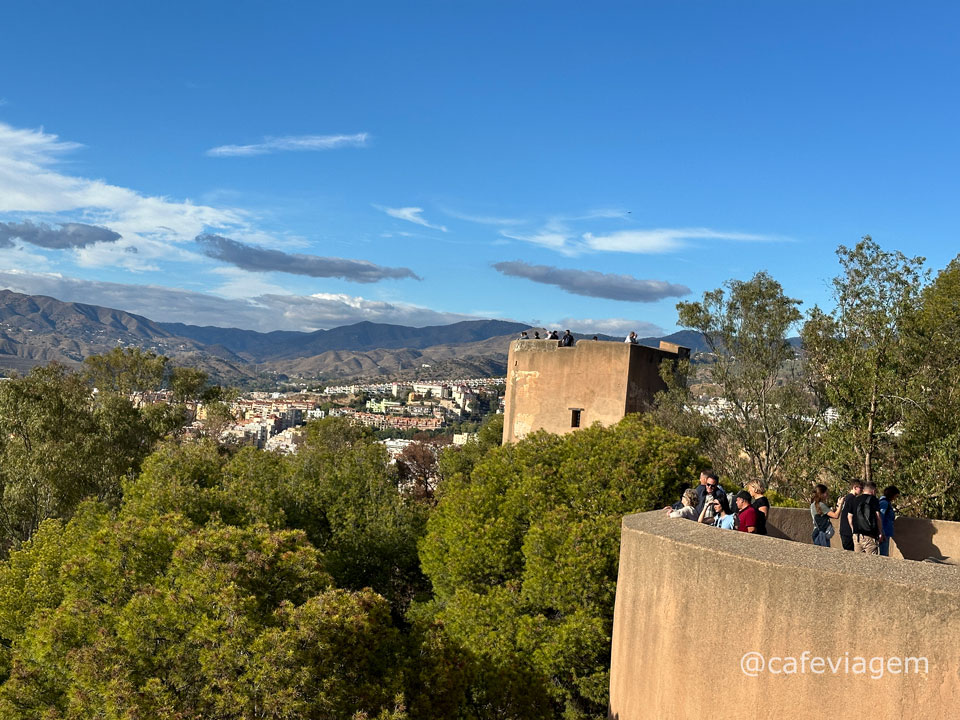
[[609, 511, 960, 719], [502, 340, 685, 444], [767, 506, 960, 562]]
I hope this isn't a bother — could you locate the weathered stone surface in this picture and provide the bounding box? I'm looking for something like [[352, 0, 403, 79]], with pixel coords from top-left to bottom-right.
[[609, 511, 960, 719], [502, 339, 686, 443]]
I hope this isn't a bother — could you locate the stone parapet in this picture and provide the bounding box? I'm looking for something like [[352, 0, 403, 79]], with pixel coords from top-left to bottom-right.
[[609, 511, 960, 719]]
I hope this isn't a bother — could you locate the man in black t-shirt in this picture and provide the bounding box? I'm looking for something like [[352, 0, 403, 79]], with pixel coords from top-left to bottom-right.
[[837, 480, 863, 551], [846, 481, 884, 555]]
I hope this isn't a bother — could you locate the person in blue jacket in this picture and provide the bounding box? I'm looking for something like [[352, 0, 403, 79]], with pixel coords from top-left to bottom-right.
[[878, 486, 900, 556]]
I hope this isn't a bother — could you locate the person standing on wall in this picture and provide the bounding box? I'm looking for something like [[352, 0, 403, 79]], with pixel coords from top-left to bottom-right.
[[837, 480, 863, 551], [625, 331, 638, 344], [847, 481, 884, 555], [878, 485, 900, 557]]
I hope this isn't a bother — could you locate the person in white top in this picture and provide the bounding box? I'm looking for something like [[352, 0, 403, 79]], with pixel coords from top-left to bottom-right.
[[666, 489, 698, 519], [625, 331, 638, 344]]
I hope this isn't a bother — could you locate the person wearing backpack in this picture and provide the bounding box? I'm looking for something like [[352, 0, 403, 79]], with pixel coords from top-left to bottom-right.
[[846, 481, 884, 554]]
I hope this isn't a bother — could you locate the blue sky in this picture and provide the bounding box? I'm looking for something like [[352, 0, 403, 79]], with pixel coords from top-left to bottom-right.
[[0, 1, 957, 335]]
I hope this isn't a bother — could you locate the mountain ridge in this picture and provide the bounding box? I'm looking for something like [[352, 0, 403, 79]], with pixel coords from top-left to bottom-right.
[[0, 289, 710, 383]]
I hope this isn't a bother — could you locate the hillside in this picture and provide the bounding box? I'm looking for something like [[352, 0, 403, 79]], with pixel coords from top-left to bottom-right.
[[0, 289, 706, 383]]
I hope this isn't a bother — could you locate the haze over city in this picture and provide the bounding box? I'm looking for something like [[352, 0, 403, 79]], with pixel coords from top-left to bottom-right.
[[1, 2, 957, 337]]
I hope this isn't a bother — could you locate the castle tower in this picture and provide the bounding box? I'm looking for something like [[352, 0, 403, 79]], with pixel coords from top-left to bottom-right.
[[502, 338, 689, 444]]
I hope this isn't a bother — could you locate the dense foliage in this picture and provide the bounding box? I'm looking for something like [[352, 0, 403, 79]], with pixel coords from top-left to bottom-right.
[[0, 378, 703, 720], [420, 415, 703, 719], [0, 418, 431, 719], [7, 238, 960, 718]]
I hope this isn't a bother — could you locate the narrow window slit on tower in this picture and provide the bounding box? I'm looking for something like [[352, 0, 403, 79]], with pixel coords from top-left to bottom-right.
[[570, 409, 582, 428]]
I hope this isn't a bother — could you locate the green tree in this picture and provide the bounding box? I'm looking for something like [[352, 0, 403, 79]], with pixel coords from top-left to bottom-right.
[[169, 365, 209, 404], [289, 418, 429, 613], [0, 504, 410, 720], [802, 237, 927, 486], [896, 256, 960, 519], [123, 419, 429, 616], [0, 364, 161, 551], [419, 415, 703, 719], [83, 346, 168, 396], [437, 412, 504, 484], [667, 271, 813, 492]]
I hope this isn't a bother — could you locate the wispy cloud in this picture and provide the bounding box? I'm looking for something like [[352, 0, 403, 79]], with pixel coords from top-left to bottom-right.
[[441, 208, 524, 226], [196, 234, 420, 283], [0, 122, 83, 165], [0, 122, 245, 256], [206, 132, 369, 157], [560, 209, 631, 221], [583, 228, 777, 253], [499, 217, 576, 254], [502, 222, 780, 256], [377, 206, 447, 232], [500, 229, 574, 253], [555, 317, 664, 338], [0, 270, 474, 331], [0, 220, 121, 249], [493, 261, 690, 302]]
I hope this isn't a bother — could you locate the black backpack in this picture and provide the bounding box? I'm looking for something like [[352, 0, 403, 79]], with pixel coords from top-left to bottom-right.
[[855, 496, 877, 534]]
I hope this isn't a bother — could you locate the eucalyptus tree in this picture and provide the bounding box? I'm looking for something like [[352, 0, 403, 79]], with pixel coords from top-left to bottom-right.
[[802, 237, 927, 486], [671, 271, 813, 492]]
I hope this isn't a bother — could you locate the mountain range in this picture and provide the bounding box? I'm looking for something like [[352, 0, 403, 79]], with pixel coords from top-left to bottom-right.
[[0, 289, 706, 384]]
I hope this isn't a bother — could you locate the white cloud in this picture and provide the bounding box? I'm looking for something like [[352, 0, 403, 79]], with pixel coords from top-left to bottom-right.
[[377, 206, 448, 232], [207, 266, 291, 299], [500, 229, 574, 253], [502, 217, 781, 256], [582, 228, 777, 254], [581, 229, 686, 253], [555, 317, 664, 338], [0, 243, 52, 272], [441, 208, 524, 226], [499, 217, 577, 254], [0, 122, 246, 255], [0, 270, 477, 332], [205, 132, 369, 157], [560, 209, 631, 221]]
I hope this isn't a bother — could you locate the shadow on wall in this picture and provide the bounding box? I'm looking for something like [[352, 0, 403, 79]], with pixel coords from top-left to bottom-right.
[[766, 507, 955, 562]]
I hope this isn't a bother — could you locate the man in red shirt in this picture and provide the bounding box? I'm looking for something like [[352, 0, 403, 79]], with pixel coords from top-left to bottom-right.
[[735, 491, 759, 533]]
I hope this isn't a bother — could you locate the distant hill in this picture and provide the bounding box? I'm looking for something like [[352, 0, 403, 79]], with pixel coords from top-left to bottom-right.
[[0, 289, 714, 383], [158, 318, 530, 362]]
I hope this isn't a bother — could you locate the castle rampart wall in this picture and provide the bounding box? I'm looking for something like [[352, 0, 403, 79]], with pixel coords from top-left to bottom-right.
[[609, 511, 960, 719]]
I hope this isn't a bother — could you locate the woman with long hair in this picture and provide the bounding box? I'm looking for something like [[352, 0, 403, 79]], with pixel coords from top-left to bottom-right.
[[712, 493, 736, 529], [810, 484, 840, 547]]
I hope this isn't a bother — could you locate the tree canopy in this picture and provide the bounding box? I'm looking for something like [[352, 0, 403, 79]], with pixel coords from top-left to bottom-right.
[[421, 415, 703, 719]]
